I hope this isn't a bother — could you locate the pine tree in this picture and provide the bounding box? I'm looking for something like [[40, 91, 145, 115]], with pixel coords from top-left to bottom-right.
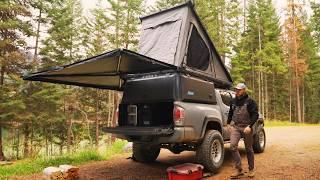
[[231, 0, 285, 120], [310, 2, 320, 51], [0, 0, 33, 161], [40, 0, 84, 66], [83, 1, 111, 56], [107, 0, 143, 50], [81, 1, 115, 148], [152, 0, 185, 11], [282, 0, 308, 123], [302, 2, 320, 123], [195, 0, 241, 62], [39, 0, 84, 153]]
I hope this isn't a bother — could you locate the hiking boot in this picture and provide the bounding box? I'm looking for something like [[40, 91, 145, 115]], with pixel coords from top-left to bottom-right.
[[230, 168, 244, 178], [248, 169, 255, 178]]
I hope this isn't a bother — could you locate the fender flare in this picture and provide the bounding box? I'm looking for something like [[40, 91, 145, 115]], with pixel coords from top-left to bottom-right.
[[199, 116, 223, 139], [253, 118, 264, 136]]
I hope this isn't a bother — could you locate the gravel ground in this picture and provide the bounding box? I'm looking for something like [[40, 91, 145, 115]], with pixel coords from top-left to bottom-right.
[[14, 126, 320, 180]]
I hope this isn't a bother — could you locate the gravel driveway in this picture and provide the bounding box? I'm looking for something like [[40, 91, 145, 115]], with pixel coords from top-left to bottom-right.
[[18, 126, 320, 180]]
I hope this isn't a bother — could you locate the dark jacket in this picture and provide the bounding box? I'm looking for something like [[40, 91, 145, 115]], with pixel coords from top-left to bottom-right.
[[227, 93, 259, 128]]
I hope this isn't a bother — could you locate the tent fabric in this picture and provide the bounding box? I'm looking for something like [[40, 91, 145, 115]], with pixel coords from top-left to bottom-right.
[[139, 5, 188, 67], [139, 1, 233, 87], [23, 49, 177, 90], [139, 19, 182, 64]]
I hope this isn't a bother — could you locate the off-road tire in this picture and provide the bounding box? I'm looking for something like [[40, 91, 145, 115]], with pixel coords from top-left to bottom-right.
[[132, 142, 160, 162], [196, 130, 225, 173], [253, 127, 266, 153]]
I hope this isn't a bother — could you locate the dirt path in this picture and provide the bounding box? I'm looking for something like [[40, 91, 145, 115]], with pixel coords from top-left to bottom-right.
[[18, 126, 320, 179]]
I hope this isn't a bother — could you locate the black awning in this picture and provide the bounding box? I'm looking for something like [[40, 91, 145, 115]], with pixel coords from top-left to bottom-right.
[[23, 49, 177, 90]]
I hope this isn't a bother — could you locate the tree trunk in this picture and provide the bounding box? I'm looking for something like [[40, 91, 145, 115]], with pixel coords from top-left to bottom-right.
[[95, 93, 99, 149], [115, 0, 120, 48], [30, 122, 34, 157], [67, 112, 72, 153], [50, 127, 53, 156], [60, 144, 63, 155], [289, 77, 292, 122], [111, 92, 118, 143], [243, 0, 247, 32], [265, 73, 268, 120], [293, 32, 301, 123], [252, 61, 255, 98], [302, 82, 305, 123], [295, 78, 301, 123], [45, 127, 48, 156], [23, 124, 30, 158], [0, 127, 4, 161], [258, 17, 263, 118], [272, 71, 276, 120], [0, 66, 4, 86], [0, 66, 5, 161], [33, 9, 42, 63], [125, 1, 130, 49], [16, 129, 20, 159]]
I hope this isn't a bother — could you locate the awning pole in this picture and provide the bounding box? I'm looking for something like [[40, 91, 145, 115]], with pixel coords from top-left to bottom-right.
[[117, 53, 122, 88]]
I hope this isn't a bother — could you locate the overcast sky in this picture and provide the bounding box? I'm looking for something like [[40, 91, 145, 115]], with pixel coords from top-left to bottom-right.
[[27, 0, 319, 63], [80, 0, 318, 18]]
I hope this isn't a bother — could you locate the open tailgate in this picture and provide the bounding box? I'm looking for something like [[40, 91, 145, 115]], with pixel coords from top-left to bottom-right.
[[23, 49, 177, 90]]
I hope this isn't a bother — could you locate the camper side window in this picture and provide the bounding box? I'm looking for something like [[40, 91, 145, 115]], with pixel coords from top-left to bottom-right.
[[186, 27, 210, 71], [219, 91, 232, 106]]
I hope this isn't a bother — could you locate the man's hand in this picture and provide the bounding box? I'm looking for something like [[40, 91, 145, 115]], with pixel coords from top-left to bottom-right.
[[227, 124, 232, 131], [244, 126, 251, 134]]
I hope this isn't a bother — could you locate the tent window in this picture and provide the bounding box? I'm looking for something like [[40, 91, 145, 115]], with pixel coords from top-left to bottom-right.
[[186, 26, 210, 71]]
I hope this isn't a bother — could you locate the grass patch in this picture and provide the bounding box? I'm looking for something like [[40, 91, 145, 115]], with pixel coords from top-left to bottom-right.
[[0, 140, 127, 179], [265, 120, 320, 127], [103, 140, 128, 159]]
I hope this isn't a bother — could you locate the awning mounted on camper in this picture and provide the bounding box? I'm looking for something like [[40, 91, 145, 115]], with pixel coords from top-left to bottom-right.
[[23, 49, 177, 90]]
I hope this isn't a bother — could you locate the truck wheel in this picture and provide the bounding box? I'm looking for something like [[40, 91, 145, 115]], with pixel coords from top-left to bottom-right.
[[196, 130, 224, 173], [253, 127, 266, 153], [132, 142, 160, 162]]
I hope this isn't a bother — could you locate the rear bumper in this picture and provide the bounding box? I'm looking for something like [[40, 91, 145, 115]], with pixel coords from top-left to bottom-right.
[[102, 126, 174, 136], [102, 126, 196, 143]]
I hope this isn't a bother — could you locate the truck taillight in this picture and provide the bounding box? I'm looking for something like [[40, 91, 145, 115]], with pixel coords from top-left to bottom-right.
[[173, 106, 185, 125]]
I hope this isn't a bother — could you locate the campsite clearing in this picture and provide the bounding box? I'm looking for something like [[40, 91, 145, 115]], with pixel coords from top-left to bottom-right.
[[15, 126, 320, 179]]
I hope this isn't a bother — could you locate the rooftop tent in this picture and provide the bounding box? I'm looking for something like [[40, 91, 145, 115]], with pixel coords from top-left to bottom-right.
[[139, 1, 232, 87], [23, 2, 232, 89]]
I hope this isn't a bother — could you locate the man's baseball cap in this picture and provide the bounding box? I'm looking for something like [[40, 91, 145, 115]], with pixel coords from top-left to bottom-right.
[[235, 83, 247, 90]]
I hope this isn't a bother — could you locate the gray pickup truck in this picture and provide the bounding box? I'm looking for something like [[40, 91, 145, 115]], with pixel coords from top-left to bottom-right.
[[103, 72, 266, 173], [23, 2, 266, 173]]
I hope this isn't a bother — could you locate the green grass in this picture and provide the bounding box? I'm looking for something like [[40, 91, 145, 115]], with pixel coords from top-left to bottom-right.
[[103, 140, 128, 159], [0, 140, 128, 179], [264, 120, 320, 127]]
